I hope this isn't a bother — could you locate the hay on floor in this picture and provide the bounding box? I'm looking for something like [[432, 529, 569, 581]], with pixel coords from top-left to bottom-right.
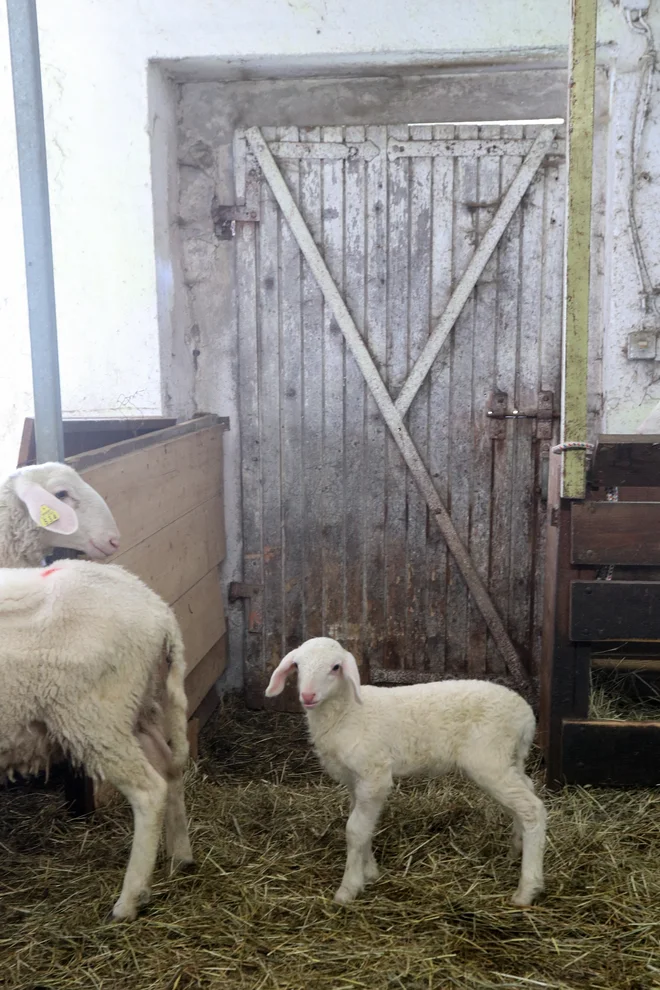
[[1, 699, 660, 990]]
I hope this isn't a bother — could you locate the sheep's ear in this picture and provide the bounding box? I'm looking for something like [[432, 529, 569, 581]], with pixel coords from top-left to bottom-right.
[[341, 651, 362, 704], [265, 651, 298, 697], [12, 476, 79, 536]]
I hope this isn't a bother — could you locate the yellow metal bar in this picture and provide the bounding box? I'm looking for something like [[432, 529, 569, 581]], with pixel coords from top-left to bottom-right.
[[561, 0, 597, 499]]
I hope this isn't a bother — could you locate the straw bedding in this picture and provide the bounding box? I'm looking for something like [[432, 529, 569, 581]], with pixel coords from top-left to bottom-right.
[[1, 697, 660, 990]]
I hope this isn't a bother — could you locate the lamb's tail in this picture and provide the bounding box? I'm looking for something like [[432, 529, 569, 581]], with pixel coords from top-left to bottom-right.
[[515, 703, 537, 775]]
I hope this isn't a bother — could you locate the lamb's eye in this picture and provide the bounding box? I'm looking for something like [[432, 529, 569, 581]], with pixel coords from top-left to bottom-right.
[[332, 664, 341, 672], [54, 490, 68, 501]]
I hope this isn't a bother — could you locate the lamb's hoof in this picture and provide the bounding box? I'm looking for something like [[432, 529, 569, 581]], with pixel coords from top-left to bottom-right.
[[172, 856, 196, 875], [333, 885, 357, 905], [110, 901, 137, 922], [111, 888, 151, 921], [510, 885, 541, 907], [363, 861, 380, 883]]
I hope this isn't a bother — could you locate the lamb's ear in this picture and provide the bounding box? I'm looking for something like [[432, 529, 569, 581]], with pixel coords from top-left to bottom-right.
[[265, 651, 298, 697], [12, 475, 79, 536], [341, 650, 362, 704]]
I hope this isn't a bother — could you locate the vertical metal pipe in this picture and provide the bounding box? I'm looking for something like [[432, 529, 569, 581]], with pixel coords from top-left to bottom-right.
[[7, 0, 64, 463], [560, 0, 597, 499]]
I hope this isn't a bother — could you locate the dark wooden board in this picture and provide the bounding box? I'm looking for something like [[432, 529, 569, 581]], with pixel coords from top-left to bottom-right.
[[17, 416, 179, 466], [571, 501, 660, 566], [570, 580, 660, 641], [67, 414, 226, 472], [562, 719, 660, 787], [590, 435, 660, 489], [539, 456, 593, 787]]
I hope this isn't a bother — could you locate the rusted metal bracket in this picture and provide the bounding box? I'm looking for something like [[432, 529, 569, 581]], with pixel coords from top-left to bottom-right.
[[228, 581, 263, 633], [212, 159, 261, 240]]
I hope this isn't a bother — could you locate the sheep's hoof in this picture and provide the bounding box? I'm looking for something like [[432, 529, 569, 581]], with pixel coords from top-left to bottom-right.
[[111, 888, 151, 921], [333, 885, 357, 905], [510, 886, 541, 907], [110, 901, 138, 922], [363, 860, 380, 883], [172, 856, 196, 875]]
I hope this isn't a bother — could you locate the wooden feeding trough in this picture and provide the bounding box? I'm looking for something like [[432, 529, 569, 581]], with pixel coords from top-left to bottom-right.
[[17, 413, 228, 810], [540, 435, 660, 788]]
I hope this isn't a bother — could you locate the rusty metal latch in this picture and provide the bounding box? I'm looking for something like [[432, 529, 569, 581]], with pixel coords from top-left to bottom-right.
[[487, 390, 557, 439], [228, 581, 263, 633], [212, 161, 261, 240]]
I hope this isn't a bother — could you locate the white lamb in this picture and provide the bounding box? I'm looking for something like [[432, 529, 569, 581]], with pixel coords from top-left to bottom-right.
[[0, 462, 120, 567], [266, 637, 546, 908], [0, 558, 193, 921]]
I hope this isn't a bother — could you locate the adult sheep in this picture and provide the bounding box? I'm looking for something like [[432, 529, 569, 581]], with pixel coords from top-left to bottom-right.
[[0, 462, 120, 567], [0, 559, 193, 920]]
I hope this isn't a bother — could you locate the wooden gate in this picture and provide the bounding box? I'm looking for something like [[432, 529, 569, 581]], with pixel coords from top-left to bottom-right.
[[229, 123, 566, 707]]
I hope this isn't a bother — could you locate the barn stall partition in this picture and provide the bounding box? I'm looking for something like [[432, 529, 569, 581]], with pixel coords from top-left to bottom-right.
[[540, 436, 660, 788], [17, 413, 228, 809]]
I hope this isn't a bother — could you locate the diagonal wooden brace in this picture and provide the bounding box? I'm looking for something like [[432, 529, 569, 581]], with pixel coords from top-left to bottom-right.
[[246, 126, 530, 693], [395, 127, 557, 417]]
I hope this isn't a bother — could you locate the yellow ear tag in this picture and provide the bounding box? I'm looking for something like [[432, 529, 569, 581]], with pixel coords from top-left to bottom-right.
[[39, 504, 60, 528]]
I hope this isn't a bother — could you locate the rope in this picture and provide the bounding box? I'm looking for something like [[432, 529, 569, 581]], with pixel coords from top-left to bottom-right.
[[550, 442, 594, 454]]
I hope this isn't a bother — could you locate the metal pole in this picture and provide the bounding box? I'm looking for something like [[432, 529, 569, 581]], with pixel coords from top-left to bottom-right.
[[7, 0, 65, 463], [560, 0, 597, 499]]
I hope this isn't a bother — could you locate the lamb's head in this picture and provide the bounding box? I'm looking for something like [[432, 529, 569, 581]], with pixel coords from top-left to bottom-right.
[[265, 636, 362, 710], [7, 463, 120, 561]]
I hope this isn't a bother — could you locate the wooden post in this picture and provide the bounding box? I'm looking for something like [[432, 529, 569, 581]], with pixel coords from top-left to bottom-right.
[[561, 0, 597, 499]]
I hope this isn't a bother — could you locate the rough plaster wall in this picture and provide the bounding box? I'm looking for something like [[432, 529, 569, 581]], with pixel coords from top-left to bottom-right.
[[0, 0, 573, 471], [602, 7, 660, 432], [149, 68, 195, 420]]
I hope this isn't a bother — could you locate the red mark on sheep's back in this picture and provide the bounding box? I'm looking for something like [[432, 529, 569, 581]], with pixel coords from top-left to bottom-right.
[[41, 567, 60, 578]]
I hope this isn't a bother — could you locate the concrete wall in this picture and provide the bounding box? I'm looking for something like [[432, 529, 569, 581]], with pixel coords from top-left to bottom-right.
[[2, 0, 660, 471], [0, 0, 572, 473]]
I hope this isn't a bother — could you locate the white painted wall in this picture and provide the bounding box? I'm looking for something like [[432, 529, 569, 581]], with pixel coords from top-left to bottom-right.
[[1, 0, 660, 473]]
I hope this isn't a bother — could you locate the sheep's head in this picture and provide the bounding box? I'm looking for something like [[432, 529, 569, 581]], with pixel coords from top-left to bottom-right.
[[9, 463, 120, 560], [265, 637, 362, 709]]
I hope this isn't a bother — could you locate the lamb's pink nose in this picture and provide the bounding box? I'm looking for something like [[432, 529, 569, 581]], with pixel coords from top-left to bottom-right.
[[109, 537, 120, 550], [301, 692, 317, 706]]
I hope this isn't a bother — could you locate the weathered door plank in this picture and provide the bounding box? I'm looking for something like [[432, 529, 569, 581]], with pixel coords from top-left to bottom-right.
[[246, 125, 530, 691]]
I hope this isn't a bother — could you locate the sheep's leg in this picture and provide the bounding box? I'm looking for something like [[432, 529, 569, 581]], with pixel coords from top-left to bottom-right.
[[466, 764, 546, 906], [509, 772, 536, 859], [509, 814, 524, 859], [164, 774, 193, 867], [138, 725, 192, 868], [335, 776, 391, 905], [347, 781, 378, 883], [102, 744, 168, 921]]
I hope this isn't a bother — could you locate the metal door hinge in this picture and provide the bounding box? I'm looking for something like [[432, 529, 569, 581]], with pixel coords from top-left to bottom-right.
[[228, 581, 263, 633]]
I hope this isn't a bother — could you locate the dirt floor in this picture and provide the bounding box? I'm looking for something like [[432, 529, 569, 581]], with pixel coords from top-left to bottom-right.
[[1, 698, 660, 990]]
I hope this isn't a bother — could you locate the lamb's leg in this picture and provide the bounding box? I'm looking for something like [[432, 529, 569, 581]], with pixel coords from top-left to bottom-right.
[[335, 776, 391, 905], [347, 781, 378, 883], [101, 742, 168, 921], [509, 772, 536, 860], [138, 725, 192, 868], [467, 763, 546, 906]]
